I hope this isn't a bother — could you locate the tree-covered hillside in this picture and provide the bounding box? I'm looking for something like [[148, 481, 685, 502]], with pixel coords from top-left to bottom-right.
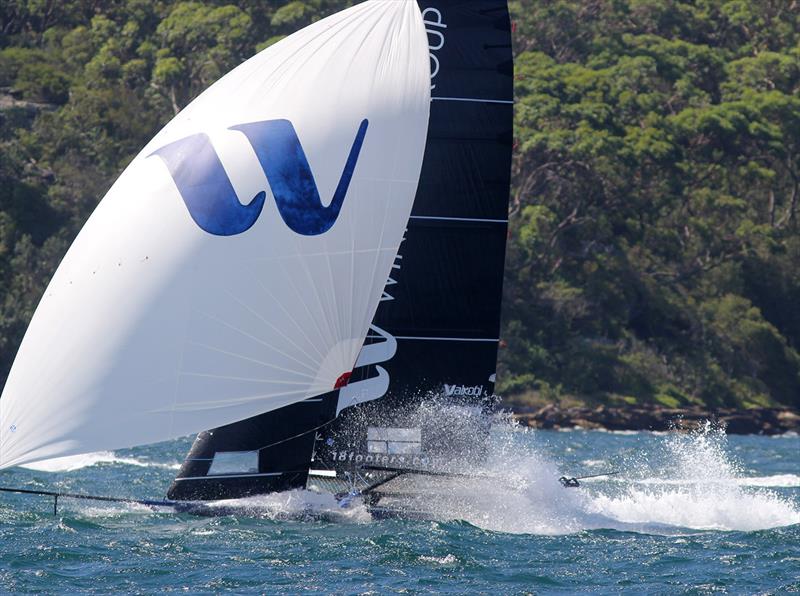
[[1, 1, 798, 409], [503, 0, 800, 409]]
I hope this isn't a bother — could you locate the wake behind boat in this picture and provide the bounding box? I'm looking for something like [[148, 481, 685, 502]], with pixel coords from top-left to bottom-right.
[[0, 0, 514, 520]]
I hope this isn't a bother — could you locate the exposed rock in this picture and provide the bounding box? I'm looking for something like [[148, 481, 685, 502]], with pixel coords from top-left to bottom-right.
[[777, 410, 800, 427], [718, 414, 762, 435], [511, 404, 800, 435], [570, 418, 605, 430]]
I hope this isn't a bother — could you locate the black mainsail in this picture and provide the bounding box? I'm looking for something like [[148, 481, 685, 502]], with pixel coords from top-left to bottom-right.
[[167, 0, 513, 501]]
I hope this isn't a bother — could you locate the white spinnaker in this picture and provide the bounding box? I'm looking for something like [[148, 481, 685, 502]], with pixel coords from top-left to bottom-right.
[[0, 1, 430, 469]]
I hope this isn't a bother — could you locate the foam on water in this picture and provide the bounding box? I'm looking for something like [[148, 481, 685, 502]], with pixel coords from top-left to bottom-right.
[[412, 423, 800, 535], [21, 452, 181, 472], [45, 488, 371, 524], [733, 474, 800, 488], [418, 554, 458, 566], [200, 489, 372, 523], [614, 474, 800, 488], [584, 485, 799, 532]]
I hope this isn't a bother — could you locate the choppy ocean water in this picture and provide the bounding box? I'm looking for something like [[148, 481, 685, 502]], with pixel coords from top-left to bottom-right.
[[0, 423, 798, 594]]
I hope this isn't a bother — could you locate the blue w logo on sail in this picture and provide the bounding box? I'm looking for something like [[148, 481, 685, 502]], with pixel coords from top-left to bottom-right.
[[151, 119, 369, 236]]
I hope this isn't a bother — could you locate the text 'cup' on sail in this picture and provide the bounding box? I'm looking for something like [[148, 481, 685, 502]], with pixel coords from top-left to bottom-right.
[[0, 0, 431, 469]]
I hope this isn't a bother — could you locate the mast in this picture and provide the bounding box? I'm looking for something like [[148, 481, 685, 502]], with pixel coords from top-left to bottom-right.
[[168, 0, 513, 499]]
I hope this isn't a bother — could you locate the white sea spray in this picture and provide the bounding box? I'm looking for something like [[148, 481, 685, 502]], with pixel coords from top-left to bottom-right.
[[397, 420, 800, 534]]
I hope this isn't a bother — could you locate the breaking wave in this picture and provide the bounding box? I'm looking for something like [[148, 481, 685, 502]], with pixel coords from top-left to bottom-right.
[[20, 452, 181, 472]]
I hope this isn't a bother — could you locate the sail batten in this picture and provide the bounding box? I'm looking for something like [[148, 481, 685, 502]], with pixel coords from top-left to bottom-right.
[[0, 0, 430, 470]]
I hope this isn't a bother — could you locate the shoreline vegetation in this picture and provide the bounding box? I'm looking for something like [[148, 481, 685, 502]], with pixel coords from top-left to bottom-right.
[[511, 402, 800, 435], [1, 1, 799, 415]]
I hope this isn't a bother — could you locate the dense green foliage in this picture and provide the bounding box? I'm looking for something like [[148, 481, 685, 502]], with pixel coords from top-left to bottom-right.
[[1, 1, 798, 409], [502, 0, 800, 408]]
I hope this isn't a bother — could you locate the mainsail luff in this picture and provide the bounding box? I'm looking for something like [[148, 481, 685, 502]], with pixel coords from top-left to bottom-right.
[[317, 0, 513, 471], [0, 1, 430, 470], [168, 0, 514, 499]]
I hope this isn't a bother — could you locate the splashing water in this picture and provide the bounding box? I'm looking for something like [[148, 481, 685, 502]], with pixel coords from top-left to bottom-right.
[[389, 421, 800, 534], [10, 418, 799, 535], [579, 423, 800, 532], [198, 489, 372, 523]]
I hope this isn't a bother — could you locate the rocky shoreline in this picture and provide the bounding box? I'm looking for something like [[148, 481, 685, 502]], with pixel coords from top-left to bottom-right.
[[513, 403, 800, 435]]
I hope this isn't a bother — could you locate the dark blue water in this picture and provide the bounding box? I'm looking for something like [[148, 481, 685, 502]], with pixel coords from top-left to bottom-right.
[[1, 425, 798, 594]]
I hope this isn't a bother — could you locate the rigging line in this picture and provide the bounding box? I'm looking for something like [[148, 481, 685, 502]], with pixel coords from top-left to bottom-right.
[[558, 471, 619, 488], [174, 472, 286, 481], [0, 486, 175, 512], [359, 465, 482, 478], [342, 470, 404, 496], [573, 471, 619, 480], [253, 414, 339, 454]]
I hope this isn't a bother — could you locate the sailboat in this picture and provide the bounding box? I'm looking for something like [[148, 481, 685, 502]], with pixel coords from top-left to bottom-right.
[[0, 0, 513, 517]]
